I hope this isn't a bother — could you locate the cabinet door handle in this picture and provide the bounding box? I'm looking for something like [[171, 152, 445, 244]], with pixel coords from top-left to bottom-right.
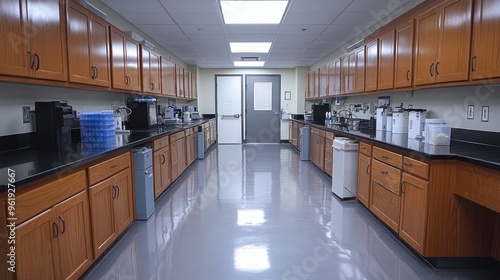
[[95, 67, 99, 79], [400, 180, 405, 194], [366, 163, 370, 175], [406, 70, 410, 81], [116, 185, 120, 198], [161, 154, 166, 164], [53, 222, 59, 238], [430, 63, 434, 77], [471, 56, 477, 72], [112, 185, 116, 199], [27, 51, 34, 69], [435, 62, 440, 76], [59, 216, 66, 234], [34, 53, 40, 70], [381, 171, 388, 175], [91, 66, 96, 79]]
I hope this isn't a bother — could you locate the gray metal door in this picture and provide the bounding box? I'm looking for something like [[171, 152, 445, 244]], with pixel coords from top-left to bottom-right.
[[245, 75, 280, 143]]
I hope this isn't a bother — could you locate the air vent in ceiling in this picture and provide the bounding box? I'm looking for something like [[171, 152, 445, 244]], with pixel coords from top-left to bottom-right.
[[241, 57, 259, 61]]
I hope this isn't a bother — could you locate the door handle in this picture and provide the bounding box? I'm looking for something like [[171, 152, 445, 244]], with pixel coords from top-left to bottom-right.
[[112, 185, 116, 199], [59, 216, 66, 234], [34, 53, 40, 70], [406, 70, 410, 81], [435, 62, 440, 76], [275, 112, 279, 115], [27, 51, 34, 69], [116, 185, 120, 198], [53, 222, 59, 238], [430, 63, 434, 77]]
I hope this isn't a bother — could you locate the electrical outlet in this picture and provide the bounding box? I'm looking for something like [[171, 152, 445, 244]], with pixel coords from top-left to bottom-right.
[[22, 106, 30, 123]]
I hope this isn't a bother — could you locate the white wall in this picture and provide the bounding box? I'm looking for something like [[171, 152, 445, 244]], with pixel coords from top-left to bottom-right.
[[333, 84, 500, 132]]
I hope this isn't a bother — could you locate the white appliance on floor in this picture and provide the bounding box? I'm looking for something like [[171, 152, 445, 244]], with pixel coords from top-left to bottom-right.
[[332, 137, 359, 199]]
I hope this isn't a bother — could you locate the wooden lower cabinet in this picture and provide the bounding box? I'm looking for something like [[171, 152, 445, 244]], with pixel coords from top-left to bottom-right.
[[153, 146, 171, 199], [370, 180, 401, 232], [357, 153, 371, 207], [324, 138, 333, 176], [16, 191, 92, 280], [400, 172, 429, 254], [89, 168, 133, 258]]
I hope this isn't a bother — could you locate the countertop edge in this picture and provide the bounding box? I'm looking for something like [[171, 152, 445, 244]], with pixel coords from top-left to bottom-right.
[[0, 119, 212, 193], [292, 119, 500, 171]]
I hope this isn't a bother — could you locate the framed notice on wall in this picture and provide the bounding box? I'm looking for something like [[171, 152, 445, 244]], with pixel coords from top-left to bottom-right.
[[284, 91, 291, 100], [254, 82, 272, 111]]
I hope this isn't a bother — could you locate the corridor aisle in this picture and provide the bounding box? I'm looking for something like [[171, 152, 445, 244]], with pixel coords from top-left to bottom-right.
[[82, 144, 500, 280]]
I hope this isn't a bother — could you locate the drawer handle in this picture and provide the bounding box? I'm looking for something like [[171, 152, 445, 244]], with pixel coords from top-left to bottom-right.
[[111, 164, 118, 169], [403, 162, 412, 167], [381, 156, 389, 159], [60, 217, 66, 234], [381, 171, 388, 175]]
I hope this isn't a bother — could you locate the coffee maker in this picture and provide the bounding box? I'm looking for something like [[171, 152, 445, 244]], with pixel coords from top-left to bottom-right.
[[35, 101, 75, 150]]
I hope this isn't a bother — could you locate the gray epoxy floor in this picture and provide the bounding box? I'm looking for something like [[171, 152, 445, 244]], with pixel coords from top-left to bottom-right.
[[82, 144, 500, 280]]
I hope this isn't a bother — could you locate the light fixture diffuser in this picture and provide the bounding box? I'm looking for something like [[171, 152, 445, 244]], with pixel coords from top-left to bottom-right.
[[230, 42, 272, 53], [221, 1, 288, 24], [234, 61, 265, 67]]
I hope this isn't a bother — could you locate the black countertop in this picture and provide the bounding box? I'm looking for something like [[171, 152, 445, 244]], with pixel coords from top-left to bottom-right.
[[297, 120, 500, 171], [0, 120, 210, 193]]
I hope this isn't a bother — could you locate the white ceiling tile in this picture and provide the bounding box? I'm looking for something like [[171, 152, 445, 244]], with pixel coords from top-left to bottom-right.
[[158, 0, 221, 13], [120, 12, 175, 25], [150, 34, 189, 43], [272, 41, 312, 49], [283, 12, 338, 25], [102, 0, 166, 13], [269, 48, 304, 55], [188, 34, 228, 44], [287, 0, 351, 13], [179, 24, 225, 35], [136, 24, 183, 35], [279, 24, 328, 35], [332, 11, 376, 25], [346, 0, 414, 12], [169, 12, 222, 25], [302, 48, 334, 57], [275, 34, 319, 43]]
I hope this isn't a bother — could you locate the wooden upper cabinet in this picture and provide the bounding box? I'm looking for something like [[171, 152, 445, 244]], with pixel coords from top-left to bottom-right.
[[191, 72, 197, 99], [110, 27, 140, 91], [394, 20, 414, 88], [175, 64, 184, 97], [313, 68, 320, 98], [414, 0, 472, 86], [160, 57, 176, 97], [184, 69, 191, 98], [365, 39, 378, 92], [341, 54, 349, 94], [470, 0, 500, 80], [67, 1, 111, 87], [378, 30, 395, 90], [0, 0, 67, 81], [328, 58, 341, 96], [140, 45, 161, 94], [307, 71, 314, 99], [353, 47, 365, 93], [319, 65, 328, 97]]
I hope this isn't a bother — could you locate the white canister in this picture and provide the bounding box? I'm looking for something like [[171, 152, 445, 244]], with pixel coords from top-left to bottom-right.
[[392, 111, 409, 133], [376, 107, 387, 131], [386, 115, 393, 132], [408, 110, 427, 139]]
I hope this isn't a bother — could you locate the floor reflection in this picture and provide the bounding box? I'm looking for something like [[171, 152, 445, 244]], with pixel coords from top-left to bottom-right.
[[82, 144, 500, 280]]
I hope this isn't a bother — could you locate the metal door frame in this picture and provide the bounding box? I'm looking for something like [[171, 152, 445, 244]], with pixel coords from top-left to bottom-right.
[[244, 74, 282, 143], [215, 74, 244, 144]]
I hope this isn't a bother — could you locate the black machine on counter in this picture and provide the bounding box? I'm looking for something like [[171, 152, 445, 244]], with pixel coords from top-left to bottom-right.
[[35, 101, 75, 150], [126, 99, 157, 128], [312, 104, 330, 122]]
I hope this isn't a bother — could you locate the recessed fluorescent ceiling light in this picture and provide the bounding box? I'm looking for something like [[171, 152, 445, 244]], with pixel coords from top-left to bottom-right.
[[230, 42, 272, 53], [221, 1, 288, 24], [234, 61, 265, 67]]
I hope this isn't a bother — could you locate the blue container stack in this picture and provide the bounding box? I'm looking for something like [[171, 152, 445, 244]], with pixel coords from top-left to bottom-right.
[[80, 110, 116, 151]]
